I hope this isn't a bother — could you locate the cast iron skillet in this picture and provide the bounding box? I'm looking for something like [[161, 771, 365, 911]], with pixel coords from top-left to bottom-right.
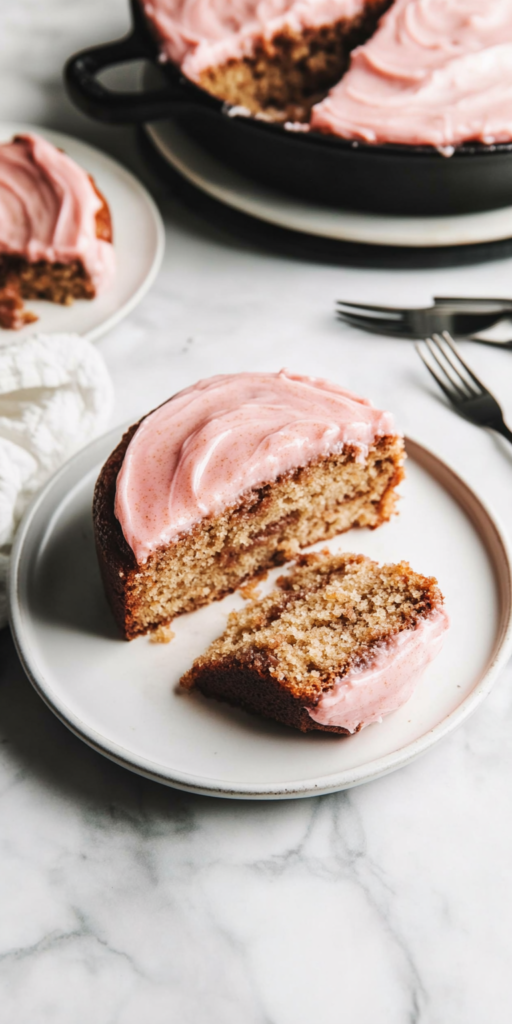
[[65, 0, 512, 215]]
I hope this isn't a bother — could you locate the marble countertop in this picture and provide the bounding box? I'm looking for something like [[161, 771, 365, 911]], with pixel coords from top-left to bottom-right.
[[2, 3, 512, 1021]]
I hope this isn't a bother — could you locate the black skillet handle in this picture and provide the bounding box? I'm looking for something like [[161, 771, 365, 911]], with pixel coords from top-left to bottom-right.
[[64, 33, 210, 124]]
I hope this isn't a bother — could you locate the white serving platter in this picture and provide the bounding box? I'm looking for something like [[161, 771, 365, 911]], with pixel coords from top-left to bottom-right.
[[144, 117, 512, 250], [0, 122, 165, 344], [9, 429, 512, 799]]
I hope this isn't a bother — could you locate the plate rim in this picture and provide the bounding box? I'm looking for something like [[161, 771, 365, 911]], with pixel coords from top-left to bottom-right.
[[8, 428, 512, 800], [143, 118, 512, 250], [0, 121, 166, 342]]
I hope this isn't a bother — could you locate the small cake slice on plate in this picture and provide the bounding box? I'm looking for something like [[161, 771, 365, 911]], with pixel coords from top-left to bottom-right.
[[0, 133, 115, 328], [94, 370, 404, 639], [181, 551, 449, 734]]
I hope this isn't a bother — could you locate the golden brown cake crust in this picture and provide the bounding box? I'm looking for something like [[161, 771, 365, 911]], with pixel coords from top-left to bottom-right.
[[90, 177, 113, 244], [93, 422, 140, 635], [182, 657, 350, 734], [93, 414, 405, 641]]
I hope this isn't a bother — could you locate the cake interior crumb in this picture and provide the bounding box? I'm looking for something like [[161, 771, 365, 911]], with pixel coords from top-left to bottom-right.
[[119, 437, 404, 639], [197, 2, 392, 122]]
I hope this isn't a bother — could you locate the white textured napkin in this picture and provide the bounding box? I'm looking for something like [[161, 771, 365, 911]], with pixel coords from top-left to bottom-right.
[[0, 333, 114, 627]]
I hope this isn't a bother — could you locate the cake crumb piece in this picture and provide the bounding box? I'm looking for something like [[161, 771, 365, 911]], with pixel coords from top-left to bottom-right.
[[149, 624, 175, 644], [240, 581, 261, 601], [0, 276, 38, 330], [240, 570, 269, 602]]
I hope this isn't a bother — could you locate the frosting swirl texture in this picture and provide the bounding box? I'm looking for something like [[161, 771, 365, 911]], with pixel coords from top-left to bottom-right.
[[311, 0, 512, 147], [142, 0, 372, 78], [115, 370, 397, 564], [0, 134, 115, 292]]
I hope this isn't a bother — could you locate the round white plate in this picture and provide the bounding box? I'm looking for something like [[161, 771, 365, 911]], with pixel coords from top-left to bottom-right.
[[9, 430, 512, 799], [144, 118, 512, 249], [0, 122, 165, 343]]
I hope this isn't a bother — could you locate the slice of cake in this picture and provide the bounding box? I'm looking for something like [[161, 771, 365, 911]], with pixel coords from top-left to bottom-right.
[[94, 370, 404, 640], [142, 0, 392, 121], [0, 133, 115, 329], [310, 0, 512, 147], [181, 551, 449, 734]]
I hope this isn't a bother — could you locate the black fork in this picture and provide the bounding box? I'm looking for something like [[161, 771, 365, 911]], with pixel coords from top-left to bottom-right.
[[416, 331, 512, 444], [336, 299, 512, 343]]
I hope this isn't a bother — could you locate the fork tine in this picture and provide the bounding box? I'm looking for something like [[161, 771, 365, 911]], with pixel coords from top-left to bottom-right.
[[437, 331, 485, 393], [336, 300, 405, 320], [336, 312, 408, 335], [425, 336, 471, 399], [416, 343, 461, 403], [336, 311, 409, 336], [430, 333, 480, 397]]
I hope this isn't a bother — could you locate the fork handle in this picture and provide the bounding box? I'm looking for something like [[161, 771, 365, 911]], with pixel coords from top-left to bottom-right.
[[434, 297, 512, 311], [494, 423, 512, 445]]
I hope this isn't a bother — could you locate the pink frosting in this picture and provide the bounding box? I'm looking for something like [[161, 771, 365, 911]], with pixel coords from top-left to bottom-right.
[[115, 370, 398, 564], [0, 134, 115, 292], [142, 0, 371, 79], [311, 0, 512, 148], [306, 605, 449, 732]]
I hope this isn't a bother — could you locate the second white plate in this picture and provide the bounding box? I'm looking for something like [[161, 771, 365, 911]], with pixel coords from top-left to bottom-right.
[[9, 430, 512, 798], [0, 122, 165, 344], [144, 117, 512, 249]]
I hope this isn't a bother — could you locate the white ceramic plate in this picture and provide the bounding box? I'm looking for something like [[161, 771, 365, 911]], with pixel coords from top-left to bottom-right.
[[144, 117, 512, 249], [0, 122, 165, 343], [9, 429, 512, 799]]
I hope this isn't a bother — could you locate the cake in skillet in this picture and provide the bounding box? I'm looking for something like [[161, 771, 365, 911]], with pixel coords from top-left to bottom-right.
[[142, 0, 392, 121], [310, 0, 512, 148], [93, 370, 405, 640], [143, 0, 512, 148], [180, 550, 449, 734], [0, 133, 115, 329]]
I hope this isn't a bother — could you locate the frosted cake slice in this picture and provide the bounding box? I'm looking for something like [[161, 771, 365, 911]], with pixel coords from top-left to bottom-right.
[[181, 551, 449, 734], [93, 370, 404, 639]]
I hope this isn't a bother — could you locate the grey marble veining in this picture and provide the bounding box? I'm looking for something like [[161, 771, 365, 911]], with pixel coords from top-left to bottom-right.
[[2, 3, 512, 1021]]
